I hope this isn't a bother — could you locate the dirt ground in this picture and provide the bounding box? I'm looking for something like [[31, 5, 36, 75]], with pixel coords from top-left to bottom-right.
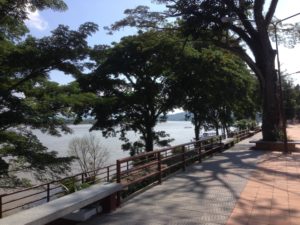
[[287, 124, 300, 140]]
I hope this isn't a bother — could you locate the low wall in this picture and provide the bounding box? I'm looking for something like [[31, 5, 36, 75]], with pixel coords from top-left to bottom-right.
[[251, 140, 300, 152]]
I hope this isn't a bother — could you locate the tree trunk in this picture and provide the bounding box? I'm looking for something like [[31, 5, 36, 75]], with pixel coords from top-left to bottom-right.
[[255, 44, 281, 141], [222, 126, 226, 138], [215, 123, 219, 136], [261, 70, 281, 141], [193, 113, 200, 141], [145, 126, 154, 152]]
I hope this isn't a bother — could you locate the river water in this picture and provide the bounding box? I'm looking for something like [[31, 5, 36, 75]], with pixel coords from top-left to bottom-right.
[[33, 121, 197, 165]]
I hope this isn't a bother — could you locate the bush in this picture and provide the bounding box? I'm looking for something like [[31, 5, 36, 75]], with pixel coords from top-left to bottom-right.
[[235, 119, 257, 130], [68, 134, 109, 175]]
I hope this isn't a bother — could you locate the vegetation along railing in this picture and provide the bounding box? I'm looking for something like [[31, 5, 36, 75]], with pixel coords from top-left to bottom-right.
[[0, 127, 261, 218]]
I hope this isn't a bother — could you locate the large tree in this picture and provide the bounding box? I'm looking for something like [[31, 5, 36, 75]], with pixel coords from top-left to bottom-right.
[[78, 31, 185, 155], [0, 0, 98, 185], [108, 0, 291, 141], [282, 78, 300, 121], [174, 46, 257, 140]]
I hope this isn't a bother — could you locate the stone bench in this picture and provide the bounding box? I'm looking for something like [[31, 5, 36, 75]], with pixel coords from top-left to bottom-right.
[[0, 182, 122, 225], [249, 140, 300, 152], [221, 138, 235, 149]]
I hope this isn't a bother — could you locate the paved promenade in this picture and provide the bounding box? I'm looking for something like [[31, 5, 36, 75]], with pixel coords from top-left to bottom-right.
[[80, 127, 300, 225], [81, 133, 264, 225]]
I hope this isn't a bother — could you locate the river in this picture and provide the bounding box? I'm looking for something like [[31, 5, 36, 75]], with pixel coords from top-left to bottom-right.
[[33, 121, 197, 165]]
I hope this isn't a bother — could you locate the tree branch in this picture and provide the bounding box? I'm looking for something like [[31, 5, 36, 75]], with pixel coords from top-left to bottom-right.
[[265, 0, 278, 26], [228, 24, 256, 51], [215, 42, 264, 87], [223, 0, 257, 38], [254, 0, 266, 30]]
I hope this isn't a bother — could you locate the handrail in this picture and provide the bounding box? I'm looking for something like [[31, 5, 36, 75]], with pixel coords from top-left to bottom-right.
[[0, 164, 116, 218], [0, 127, 261, 218], [115, 135, 224, 200]]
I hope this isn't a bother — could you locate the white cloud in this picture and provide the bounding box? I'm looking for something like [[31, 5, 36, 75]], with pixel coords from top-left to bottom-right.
[[25, 10, 48, 31]]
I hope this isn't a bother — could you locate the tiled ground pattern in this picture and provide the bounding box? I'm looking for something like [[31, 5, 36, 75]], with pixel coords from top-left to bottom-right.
[[226, 152, 300, 225], [81, 128, 300, 225], [81, 135, 263, 225]]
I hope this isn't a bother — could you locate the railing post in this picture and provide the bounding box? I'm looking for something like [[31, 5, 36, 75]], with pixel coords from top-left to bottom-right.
[[182, 146, 186, 171], [157, 152, 162, 184], [81, 173, 84, 184], [0, 195, 2, 218], [198, 141, 202, 163], [107, 167, 110, 182], [47, 183, 50, 202], [116, 160, 121, 206]]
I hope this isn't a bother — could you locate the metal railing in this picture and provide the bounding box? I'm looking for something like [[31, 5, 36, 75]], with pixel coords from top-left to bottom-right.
[[116, 136, 224, 203], [0, 127, 261, 218], [0, 164, 116, 218]]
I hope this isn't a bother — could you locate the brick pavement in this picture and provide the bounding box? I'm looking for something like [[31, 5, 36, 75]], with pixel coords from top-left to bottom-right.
[[226, 152, 300, 225], [80, 128, 300, 225], [226, 124, 300, 225]]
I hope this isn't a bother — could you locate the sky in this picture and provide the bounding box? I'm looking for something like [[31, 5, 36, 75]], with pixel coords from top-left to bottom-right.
[[25, 0, 300, 85]]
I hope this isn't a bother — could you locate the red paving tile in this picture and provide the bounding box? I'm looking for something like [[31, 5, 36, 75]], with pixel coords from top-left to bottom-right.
[[226, 125, 300, 225]]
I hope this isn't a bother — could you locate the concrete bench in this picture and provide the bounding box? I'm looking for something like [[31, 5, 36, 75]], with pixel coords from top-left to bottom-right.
[[0, 182, 122, 225], [249, 140, 300, 152], [221, 138, 235, 148]]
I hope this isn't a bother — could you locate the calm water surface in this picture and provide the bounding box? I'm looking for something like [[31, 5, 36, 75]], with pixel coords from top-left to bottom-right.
[[34, 121, 197, 165]]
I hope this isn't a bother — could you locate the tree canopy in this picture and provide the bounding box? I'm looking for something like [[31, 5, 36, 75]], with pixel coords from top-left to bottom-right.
[[282, 78, 300, 121], [172, 44, 258, 140], [108, 0, 299, 141], [0, 0, 98, 185], [78, 31, 188, 155]]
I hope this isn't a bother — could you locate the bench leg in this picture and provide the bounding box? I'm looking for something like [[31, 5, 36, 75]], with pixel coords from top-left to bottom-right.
[[102, 193, 118, 213]]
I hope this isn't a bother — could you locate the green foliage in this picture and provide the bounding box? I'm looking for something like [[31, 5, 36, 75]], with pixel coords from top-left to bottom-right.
[[60, 177, 91, 194], [0, 0, 68, 41], [60, 177, 93, 194], [0, 175, 32, 188], [282, 78, 300, 121], [173, 44, 258, 140], [234, 119, 257, 130], [79, 31, 187, 154], [110, 0, 289, 141], [0, 0, 98, 185]]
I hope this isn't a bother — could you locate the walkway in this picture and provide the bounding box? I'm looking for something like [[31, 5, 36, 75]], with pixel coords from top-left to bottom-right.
[[80, 129, 300, 225], [81, 133, 263, 225], [227, 152, 300, 225]]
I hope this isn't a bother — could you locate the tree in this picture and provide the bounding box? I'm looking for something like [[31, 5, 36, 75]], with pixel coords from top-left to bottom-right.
[[78, 31, 185, 155], [0, 0, 67, 41], [68, 134, 109, 176], [108, 0, 293, 141], [282, 78, 300, 121], [0, 1, 98, 185], [174, 45, 257, 140]]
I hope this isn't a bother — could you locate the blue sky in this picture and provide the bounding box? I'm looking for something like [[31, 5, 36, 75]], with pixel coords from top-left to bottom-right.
[[27, 0, 164, 45], [26, 0, 165, 84], [26, 0, 300, 84]]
